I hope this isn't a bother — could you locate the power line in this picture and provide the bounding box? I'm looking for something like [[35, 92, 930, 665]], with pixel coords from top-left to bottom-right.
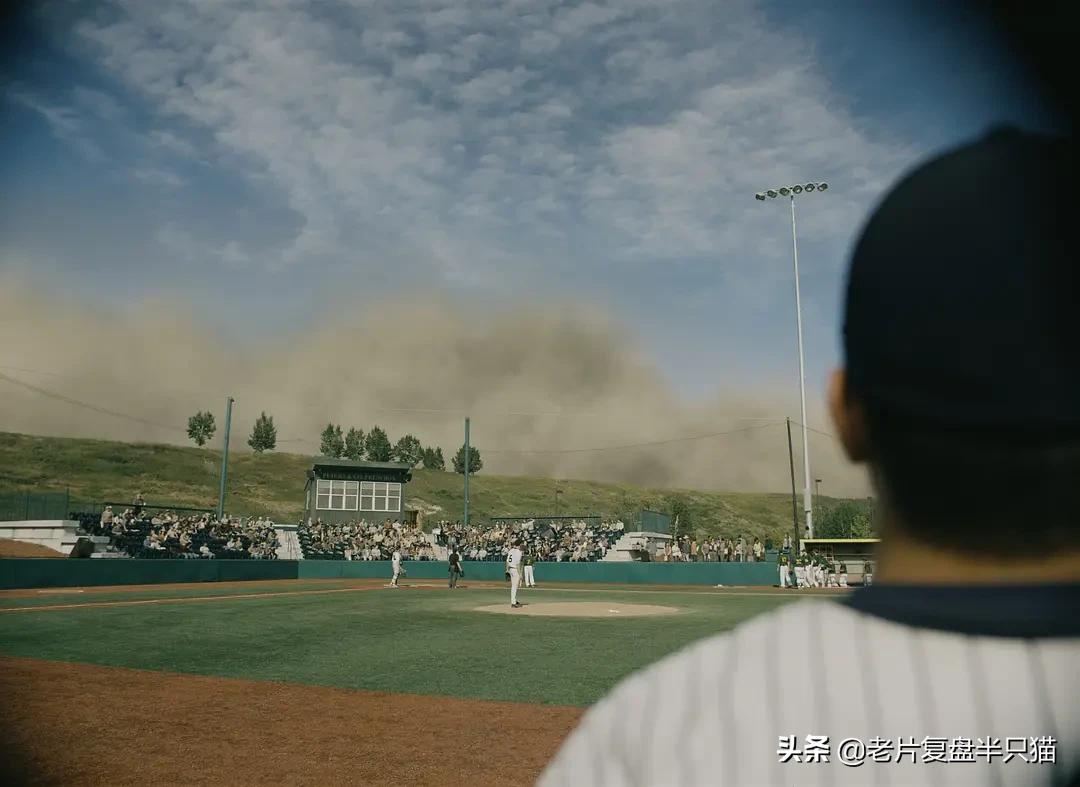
[[789, 420, 839, 441], [482, 421, 783, 455], [0, 368, 791, 454], [0, 371, 186, 433], [0, 364, 62, 376]]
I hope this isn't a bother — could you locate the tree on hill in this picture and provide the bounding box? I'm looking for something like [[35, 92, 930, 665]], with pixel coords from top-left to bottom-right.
[[248, 412, 277, 453], [815, 500, 875, 539], [421, 446, 445, 470], [320, 423, 344, 458], [186, 410, 216, 447], [392, 434, 423, 467], [365, 426, 393, 462], [667, 494, 693, 540], [343, 427, 365, 460], [452, 444, 482, 475]]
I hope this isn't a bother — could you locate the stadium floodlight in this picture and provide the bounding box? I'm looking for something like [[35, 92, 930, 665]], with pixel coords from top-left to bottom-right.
[[755, 192, 767, 201], [752, 179, 830, 538]]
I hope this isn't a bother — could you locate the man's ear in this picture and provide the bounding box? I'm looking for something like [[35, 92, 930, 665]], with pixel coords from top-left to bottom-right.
[[828, 368, 869, 462]]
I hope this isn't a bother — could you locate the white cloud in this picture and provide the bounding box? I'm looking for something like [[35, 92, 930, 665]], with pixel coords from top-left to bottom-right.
[[57, 0, 914, 301], [9, 89, 105, 161], [131, 166, 186, 187]]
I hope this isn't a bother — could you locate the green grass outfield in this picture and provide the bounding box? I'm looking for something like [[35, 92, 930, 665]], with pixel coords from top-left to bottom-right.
[[0, 583, 826, 706]]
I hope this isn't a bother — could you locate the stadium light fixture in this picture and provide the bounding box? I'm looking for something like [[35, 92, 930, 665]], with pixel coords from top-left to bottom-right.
[[751, 180, 831, 538], [755, 192, 767, 201]]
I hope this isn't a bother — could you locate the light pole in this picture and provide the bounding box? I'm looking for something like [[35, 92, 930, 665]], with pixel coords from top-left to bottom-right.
[[815, 478, 822, 511], [755, 181, 828, 537], [217, 396, 234, 521]]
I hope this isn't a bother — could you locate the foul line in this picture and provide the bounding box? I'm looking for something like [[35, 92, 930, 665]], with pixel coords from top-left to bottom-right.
[[0, 584, 391, 613], [0, 581, 842, 613]]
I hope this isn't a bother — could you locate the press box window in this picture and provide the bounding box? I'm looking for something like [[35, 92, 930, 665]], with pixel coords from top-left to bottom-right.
[[315, 479, 359, 511], [360, 481, 401, 512]]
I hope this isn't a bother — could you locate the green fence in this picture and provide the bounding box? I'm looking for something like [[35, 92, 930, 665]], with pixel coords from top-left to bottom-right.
[[299, 560, 777, 585], [0, 490, 71, 522], [638, 509, 671, 534], [0, 558, 778, 589], [0, 559, 297, 590]]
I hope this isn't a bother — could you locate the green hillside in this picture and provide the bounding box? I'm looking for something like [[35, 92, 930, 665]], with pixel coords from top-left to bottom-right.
[[0, 431, 834, 542]]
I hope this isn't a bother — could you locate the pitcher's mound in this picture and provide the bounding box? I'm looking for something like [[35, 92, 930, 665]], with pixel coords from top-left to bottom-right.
[[473, 602, 680, 618]]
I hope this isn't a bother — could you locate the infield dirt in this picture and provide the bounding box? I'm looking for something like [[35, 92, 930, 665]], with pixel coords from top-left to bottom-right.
[[0, 657, 583, 786]]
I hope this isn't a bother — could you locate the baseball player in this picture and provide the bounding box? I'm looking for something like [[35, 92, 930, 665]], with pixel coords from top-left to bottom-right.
[[448, 547, 463, 589], [523, 550, 536, 587], [540, 129, 1080, 786], [792, 554, 807, 589], [776, 552, 790, 588], [390, 548, 403, 587], [506, 540, 523, 607], [862, 558, 873, 586]]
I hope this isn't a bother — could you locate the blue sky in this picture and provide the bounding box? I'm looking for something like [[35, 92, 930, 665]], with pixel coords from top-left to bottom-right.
[[1, 0, 1056, 400]]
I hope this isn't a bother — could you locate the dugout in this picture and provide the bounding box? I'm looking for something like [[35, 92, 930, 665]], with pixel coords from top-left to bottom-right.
[[799, 537, 880, 583], [304, 458, 413, 525]]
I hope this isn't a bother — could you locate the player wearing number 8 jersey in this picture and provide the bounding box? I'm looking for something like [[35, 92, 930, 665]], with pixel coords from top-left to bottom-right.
[[540, 129, 1080, 785]]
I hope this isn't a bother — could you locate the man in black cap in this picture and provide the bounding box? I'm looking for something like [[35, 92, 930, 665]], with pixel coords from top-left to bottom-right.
[[540, 128, 1079, 785]]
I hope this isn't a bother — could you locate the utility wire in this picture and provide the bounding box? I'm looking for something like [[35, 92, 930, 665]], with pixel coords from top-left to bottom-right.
[[0, 371, 186, 434], [482, 421, 783, 455], [0, 369, 791, 454]]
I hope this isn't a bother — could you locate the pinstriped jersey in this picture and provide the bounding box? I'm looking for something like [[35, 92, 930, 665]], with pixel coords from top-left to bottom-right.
[[539, 600, 1078, 786]]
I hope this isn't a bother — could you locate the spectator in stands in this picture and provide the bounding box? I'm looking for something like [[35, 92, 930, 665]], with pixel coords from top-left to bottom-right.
[[132, 492, 145, 516], [753, 537, 764, 562]]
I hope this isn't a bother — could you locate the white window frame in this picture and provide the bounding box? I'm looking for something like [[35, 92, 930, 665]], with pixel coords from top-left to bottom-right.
[[315, 479, 359, 511], [358, 480, 401, 513]]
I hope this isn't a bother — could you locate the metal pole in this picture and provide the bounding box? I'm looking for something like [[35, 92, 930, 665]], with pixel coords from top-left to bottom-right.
[[790, 196, 814, 537], [217, 397, 234, 520], [786, 418, 801, 555], [463, 417, 470, 528]]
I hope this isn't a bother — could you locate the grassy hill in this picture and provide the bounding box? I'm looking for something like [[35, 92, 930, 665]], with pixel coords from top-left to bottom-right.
[[0, 431, 836, 542]]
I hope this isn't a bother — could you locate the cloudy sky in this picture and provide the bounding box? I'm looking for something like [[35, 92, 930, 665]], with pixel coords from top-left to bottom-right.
[[0, 1, 1060, 489]]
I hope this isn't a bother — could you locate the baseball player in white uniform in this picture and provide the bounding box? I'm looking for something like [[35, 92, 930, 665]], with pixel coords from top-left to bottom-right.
[[540, 130, 1080, 786], [390, 548, 402, 587], [506, 541, 523, 607]]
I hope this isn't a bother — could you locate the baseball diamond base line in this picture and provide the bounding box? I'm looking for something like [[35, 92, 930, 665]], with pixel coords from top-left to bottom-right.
[[474, 601, 680, 617], [0, 656, 582, 787]]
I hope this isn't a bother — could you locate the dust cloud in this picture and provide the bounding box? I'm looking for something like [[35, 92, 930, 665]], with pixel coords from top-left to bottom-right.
[[0, 277, 868, 496]]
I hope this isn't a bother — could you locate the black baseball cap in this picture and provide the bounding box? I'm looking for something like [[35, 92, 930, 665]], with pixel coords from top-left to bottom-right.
[[843, 126, 1079, 430]]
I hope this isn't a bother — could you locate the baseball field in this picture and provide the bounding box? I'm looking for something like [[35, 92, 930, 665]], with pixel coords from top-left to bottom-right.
[[0, 577, 836, 785]]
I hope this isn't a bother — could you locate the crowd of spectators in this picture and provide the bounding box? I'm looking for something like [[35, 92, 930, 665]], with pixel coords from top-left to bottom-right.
[[431, 518, 625, 562], [299, 518, 436, 561], [661, 535, 767, 562], [76, 505, 280, 559]]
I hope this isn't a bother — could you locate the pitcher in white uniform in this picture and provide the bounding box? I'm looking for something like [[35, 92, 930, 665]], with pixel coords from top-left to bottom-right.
[[390, 549, 403, 587], [506, 541, 523, 607]]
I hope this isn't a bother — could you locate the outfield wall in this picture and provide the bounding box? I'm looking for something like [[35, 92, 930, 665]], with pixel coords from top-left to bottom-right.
[[301, 560, 777, 585], [0, 558, 777, 590], [0, 559, 297, 590]]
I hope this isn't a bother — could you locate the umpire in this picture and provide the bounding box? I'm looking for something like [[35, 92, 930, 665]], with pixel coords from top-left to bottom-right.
[[541, 128, 1080, 785], [448, 547, 463, 589]]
